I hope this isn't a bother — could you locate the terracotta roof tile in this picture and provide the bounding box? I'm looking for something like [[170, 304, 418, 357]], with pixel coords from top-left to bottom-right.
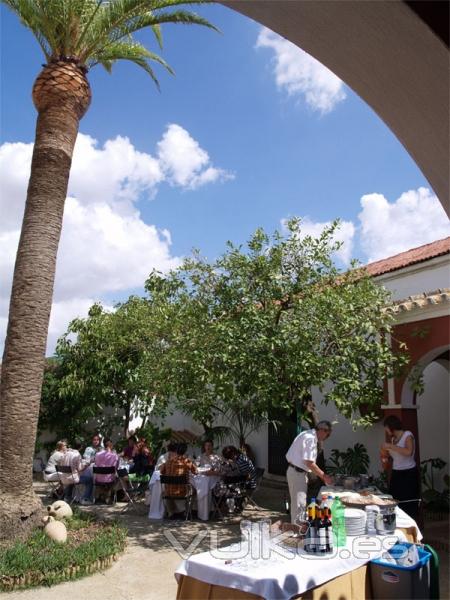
[[364, 237, 450, 277]]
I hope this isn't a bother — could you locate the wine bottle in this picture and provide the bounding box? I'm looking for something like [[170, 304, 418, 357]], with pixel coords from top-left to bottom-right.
[[305, 497, 317, 553], [317, 505, 327, 554]]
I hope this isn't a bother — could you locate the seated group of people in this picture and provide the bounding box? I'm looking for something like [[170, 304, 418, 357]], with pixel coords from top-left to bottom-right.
[[158, 440, 256, 486], [156, 440, 257, 518], [44, 433, 154, 504], [44, 434, 257, 511]]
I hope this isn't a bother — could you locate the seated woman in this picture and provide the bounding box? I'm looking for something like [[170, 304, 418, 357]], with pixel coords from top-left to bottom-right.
[[120, 435, 137, 461], [221, 445, 257, 490], [94, 438, 119, 503], [129, 438, 155, 476], [43, 440, 67, 482], [198, 439, 222, 472]]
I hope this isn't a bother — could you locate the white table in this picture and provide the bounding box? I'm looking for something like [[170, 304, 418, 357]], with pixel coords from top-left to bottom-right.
[[318, 486, 423, 541], [175, 531, 400, 599], [148, 470, 220, 521]]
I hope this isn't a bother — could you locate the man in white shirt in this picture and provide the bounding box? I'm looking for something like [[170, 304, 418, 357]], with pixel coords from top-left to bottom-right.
[[285, 421, 333, 523]]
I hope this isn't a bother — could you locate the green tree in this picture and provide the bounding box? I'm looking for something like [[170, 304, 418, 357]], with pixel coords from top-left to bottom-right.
[[0, 0, 216, 539], [145, 219, 408, 436], [40, 296, 164, 444]]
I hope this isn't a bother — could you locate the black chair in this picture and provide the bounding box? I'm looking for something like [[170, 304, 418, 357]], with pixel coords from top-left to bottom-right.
[[92, 466, 117, 504], [212, 474, 248, 519], [56, 465, 83, 505], [160, 474, 194, 520], [116, 467, 150, 512]]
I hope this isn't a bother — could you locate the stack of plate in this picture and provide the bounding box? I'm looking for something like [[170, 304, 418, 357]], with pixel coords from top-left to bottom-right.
[[344, 508, 367, 536]]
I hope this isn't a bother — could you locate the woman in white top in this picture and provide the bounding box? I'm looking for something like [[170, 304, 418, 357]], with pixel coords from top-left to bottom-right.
[[43, 440, 67, 482], [198, 440, 222, 472], [382, 415, 420, 519]]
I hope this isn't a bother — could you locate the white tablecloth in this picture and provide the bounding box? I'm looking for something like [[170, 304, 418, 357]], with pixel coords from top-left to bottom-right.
[[175, 532, 399, 599], [148, 470, 220, 521]]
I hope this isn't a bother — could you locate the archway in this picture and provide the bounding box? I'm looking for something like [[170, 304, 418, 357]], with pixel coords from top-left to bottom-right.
[[416, 351, 450, 491], [223, 1, 449, 215]]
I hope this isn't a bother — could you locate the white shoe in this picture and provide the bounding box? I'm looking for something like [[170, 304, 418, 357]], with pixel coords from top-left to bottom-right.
[[80, 499, 93, 505]]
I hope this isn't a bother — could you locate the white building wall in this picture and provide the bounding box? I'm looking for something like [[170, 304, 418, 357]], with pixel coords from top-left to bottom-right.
[[311, 386, 385, 477], [416, 359, 450, 490], [375, 256, 449, 301], [149, 410, 269, 468]]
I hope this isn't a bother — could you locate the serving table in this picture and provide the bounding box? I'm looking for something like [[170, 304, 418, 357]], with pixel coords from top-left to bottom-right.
[[175, 485, 422, 599], [148, 469, 220, 521]]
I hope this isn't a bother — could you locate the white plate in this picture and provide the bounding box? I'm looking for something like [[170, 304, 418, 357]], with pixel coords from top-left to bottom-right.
[[344, 508, 366, 518]]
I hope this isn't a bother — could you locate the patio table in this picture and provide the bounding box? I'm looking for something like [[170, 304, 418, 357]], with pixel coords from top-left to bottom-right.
[[148, 469, 220, 521], [175, 507, 422, 599]]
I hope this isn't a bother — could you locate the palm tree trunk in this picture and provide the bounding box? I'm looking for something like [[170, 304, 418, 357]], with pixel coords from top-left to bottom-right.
[[0, 92, 82, 540]]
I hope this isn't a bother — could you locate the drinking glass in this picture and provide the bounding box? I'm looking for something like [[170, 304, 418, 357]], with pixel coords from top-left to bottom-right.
[[240, 519, 252, 541], [260, 518, 271, 542], [226, 497, 235, 513]]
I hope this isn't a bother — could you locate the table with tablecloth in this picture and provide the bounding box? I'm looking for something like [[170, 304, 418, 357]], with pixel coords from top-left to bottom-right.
[[148, 469, 220, 521], [175, 507, 421, 599]]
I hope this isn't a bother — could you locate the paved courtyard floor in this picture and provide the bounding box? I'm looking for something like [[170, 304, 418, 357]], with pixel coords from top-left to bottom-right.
[[3, 481, 449, 600]]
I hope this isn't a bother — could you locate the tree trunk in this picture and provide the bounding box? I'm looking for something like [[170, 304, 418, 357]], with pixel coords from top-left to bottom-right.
[[0, 61, 90, 541]]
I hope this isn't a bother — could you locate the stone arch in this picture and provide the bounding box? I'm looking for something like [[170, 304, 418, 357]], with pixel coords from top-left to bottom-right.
[[401, 345, 450, 407], [223, 1, 449, 215]]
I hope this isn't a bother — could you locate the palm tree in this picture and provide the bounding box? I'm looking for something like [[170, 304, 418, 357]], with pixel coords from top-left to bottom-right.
[[0, 0, 216, 540]]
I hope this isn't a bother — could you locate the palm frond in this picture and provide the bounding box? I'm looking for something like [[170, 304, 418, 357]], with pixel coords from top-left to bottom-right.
[[2, 0, 52, 59], [2, 0, 217, 87], [91, 40, 174, 87], [151, 23, 163, 49], [80, 1, 217, 62]]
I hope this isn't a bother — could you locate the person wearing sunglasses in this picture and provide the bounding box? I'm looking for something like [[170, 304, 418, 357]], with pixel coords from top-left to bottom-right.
[[285, 421, 333, 523]]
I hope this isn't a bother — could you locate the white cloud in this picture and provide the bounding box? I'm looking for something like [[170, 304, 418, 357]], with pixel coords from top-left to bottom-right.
[[0, 125, 231, 354], [157, 123, 234, 189], [69, 134, 164, 211], [281, 188, 449, 268], [358, 187, 450, 262], [281, 217, 355, 265], [0, 142, 33, 231], [54, 198, 179, 301], [256, 27, 346, 114]]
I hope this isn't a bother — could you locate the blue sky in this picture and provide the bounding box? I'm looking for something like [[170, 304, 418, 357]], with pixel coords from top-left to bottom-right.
[[1, 3, 449, 354]]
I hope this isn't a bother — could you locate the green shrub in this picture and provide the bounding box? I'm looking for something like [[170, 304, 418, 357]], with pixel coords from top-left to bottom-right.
[[0, 513, 126, 591]]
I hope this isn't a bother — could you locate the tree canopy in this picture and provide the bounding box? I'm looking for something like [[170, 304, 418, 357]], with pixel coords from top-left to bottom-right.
[[40, 296, 164, 441], [144, 219, 408, 430], [42, 220, 408, 443]]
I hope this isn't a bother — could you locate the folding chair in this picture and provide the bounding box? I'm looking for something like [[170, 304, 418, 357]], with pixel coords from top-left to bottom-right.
[[92, 466, 117, 504], [56, 465, 83, 505], [43, 471, 62, 499], [160, 474, 194, 520], [212, 474, 248, 519], [246, 467, 265, 509], [116, 467, 145, 512]]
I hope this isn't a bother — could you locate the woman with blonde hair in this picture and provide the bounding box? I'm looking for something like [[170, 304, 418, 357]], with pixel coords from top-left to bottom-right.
[[43, 440, 67, 482]]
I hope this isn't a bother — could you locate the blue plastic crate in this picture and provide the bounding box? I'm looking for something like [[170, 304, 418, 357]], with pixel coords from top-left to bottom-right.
[[370, 543, 431, 599], [371, 543, 432, 570]]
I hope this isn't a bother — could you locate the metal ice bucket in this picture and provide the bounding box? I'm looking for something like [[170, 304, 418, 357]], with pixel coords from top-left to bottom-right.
[[375, 504, 397, 534]]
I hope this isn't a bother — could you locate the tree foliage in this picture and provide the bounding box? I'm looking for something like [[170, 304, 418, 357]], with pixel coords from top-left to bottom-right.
[[41, 220, 409, 444], [144, 219, 408, 429], [40, 296, 165, 440]]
